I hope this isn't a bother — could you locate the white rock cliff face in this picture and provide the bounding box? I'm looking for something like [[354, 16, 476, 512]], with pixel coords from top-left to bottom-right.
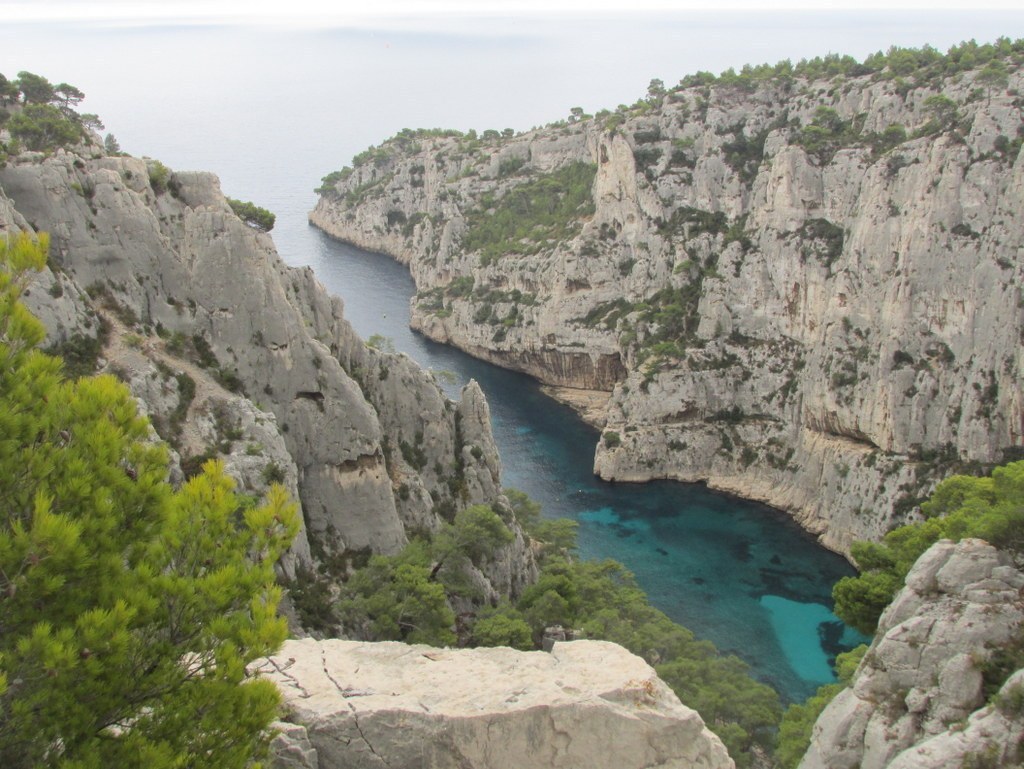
[[0, 145, 534, 593], [257, 638, 735, 769], [311, 63, 1024, 554], [800, 539, 1024, 769]]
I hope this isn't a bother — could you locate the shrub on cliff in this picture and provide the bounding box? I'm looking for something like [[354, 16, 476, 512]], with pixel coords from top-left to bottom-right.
[[0, 233, 299, 768], [517, 554, 782, 766], [336, 505, 514, 646], [462, 161, 597, 266], [227, 197, 276, 232], [833, 461, 1024, 635], [7, 103, 82, 152]]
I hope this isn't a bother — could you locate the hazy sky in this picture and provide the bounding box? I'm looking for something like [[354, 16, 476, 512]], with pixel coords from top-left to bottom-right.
[[5, 0, 1023, 25]]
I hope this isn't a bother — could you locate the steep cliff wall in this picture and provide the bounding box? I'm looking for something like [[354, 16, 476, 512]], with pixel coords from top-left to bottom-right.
[[311, 52, 1024, 553], [0, 144, 534, 598]]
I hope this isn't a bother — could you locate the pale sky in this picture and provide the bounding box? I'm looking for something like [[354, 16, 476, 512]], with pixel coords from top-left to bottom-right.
[[4, 0, 1023, 25]]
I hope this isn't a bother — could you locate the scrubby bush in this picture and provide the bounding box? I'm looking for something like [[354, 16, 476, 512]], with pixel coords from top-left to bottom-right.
[[834, 461, 1024, 635], [227, 197, 276, 232]]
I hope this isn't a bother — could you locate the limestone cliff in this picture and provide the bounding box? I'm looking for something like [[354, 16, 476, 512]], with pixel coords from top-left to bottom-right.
[[257, 638, 735, 769], [311, 51, 1024, 554], [799, 539, 1024, 769], [0, 143, 534, 599]]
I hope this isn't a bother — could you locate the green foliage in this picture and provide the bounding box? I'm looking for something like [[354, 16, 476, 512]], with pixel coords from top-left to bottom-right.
[[978, 59, 1010, 99], [658, 206, 729, 238], [7, 103, 82, 152], [0, 72, 102, 154], [227, 197, 276, 232], [338, 505, 514, 643], [0, 233, 299, 769], [775, 643, 876, 768], [632, 277, 710, 359], [774, 682, 844, 769], [462, 162, 597, 265], [147, 159, 172, 195], [15, 71, 55, 104], [437, 504, 514, 566], [530, 518, 579, 562], [796, 107, 861, 165], [0, 76, 18, 108], [915, 94, 962, 136], [335, 485, 778, 765], [833, 461, 1024, 635], [799, 218, 845, 270], [865, 123, 908, 157], [497, 156, 527, 177], [471, 604, 533, 649], [366, 333, 396, 353], [721, 124, 771, 183], [283, 566, 340, 635], [314, 167, 353, 195], [657, 653, 782, 763], [337, 540, 457, 645], [504, 487, 541, 531], [262, 461, 286, 485], [43, 318, 111, 380], [103, 132, 121, 155], [672, 37, 1024, 92]]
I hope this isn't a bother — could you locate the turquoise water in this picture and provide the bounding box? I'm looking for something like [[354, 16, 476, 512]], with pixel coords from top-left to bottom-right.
[[302, 234, 866, 703]]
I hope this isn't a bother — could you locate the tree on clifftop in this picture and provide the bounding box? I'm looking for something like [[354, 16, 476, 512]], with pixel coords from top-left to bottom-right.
[[0, 232, 299, 768]]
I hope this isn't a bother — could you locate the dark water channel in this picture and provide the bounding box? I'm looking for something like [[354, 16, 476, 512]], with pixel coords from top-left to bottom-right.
[[300, 230, 864, 703]]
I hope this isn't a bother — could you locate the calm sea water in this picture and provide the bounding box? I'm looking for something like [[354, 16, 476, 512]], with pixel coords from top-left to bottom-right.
[[6, 12, 1022, 701]]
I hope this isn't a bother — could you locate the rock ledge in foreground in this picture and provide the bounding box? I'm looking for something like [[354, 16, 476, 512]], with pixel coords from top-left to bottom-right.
[[258, 638, 734, 769]]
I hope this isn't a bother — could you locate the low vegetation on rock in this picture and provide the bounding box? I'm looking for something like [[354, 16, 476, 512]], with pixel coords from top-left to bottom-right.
[[227, 197, 276, 232], [833, 460, 1024, 634]]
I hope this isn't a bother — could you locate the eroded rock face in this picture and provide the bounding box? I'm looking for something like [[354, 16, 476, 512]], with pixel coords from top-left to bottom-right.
[[257, 638, 735, 769], [311, 62, 1024, 554], [885, 670, 1024, 769], [799, 539, 1024, 769], [0, 144, 534, 593]]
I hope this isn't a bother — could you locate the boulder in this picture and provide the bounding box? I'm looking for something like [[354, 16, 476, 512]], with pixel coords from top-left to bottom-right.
[[256, 638, 734, 769]]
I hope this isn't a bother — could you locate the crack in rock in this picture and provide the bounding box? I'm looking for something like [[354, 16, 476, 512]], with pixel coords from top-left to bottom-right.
[[321, 646, 392, 768], [253, 657, 311, 699]]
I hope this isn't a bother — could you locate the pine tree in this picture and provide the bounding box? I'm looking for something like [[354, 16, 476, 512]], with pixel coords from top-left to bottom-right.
[[0, 232, 299, 768]]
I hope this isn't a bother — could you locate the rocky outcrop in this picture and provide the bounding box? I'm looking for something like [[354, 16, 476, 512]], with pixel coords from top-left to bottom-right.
[[311, 57, 1024, 553], [0, 144, 534, 594], [886, 670, 1024, 769], [257, 637, 735, 769], [799, 539, 1024, 769]]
